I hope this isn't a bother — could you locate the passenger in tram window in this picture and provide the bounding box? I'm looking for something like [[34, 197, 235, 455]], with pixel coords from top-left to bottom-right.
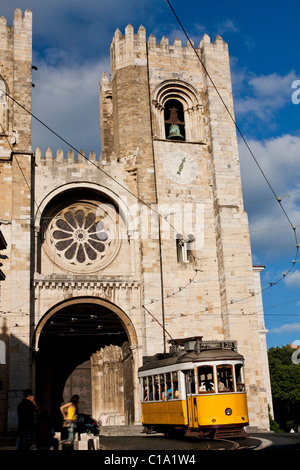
[[217, 376, 228, 392], [150, 386, 159, 401], [204, 380, 214, 391], [165, 384, 173, 400], [174, 387, 179, 399], [199, 382, 206, 391]]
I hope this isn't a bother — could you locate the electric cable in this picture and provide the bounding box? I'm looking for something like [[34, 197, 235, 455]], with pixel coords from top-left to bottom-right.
[[1, 6, 299, 344], [165, 0, 299, 301]]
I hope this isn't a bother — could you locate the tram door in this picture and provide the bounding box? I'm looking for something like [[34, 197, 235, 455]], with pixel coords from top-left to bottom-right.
[[185, 369, 198, 429]]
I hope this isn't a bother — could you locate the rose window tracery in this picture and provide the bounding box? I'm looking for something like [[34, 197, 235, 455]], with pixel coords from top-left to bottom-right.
[[45, 202, 120, 273]]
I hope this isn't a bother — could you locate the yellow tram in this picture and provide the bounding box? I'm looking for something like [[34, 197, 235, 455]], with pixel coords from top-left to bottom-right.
[[138, 336, 249, 439]]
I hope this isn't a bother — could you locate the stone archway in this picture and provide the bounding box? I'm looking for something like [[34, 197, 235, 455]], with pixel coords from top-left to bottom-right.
[[33, 297, 139, 429]]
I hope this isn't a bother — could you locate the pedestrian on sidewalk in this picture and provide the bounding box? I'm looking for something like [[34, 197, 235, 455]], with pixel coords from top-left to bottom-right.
[[17, 389, 39, 450], [60, 395, 79, 444]]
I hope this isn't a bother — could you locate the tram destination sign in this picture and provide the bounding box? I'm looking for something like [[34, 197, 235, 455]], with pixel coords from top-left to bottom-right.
[[200, 340, 237, 350]]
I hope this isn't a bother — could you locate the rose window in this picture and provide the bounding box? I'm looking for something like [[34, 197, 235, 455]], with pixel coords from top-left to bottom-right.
[[45, 203, 120, 272]]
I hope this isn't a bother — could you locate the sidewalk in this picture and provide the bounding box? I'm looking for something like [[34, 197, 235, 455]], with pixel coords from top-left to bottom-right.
[[0, 431, 103, 450], [0, 432, 18, 450]]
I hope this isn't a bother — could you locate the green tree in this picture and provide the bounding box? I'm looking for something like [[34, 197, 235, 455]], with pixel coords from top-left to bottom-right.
[[268, 345, 300, 432]]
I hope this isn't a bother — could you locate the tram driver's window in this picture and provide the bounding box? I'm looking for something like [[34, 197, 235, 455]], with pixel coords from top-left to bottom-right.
[[198, 365, 215, 392], [186, 369, 196, 394], [235, 364, 245, 392], [217, 365, 234, 392]]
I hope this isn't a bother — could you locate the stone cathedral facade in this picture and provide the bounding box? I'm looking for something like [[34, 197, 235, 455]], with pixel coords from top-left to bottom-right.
[[0, 9, 272, 432]]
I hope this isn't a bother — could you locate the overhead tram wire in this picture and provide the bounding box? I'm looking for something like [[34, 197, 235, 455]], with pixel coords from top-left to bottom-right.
[[1, 116, 200, 331], [0, 86, 200, 343], [0, 98, 287, 325], [1, 8, 297, 329], [165, 0, 299, 297], [0, 87, 179, 235]]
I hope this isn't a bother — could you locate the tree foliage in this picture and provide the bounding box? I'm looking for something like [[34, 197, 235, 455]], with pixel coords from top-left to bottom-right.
[[268, 345, 300, 431]]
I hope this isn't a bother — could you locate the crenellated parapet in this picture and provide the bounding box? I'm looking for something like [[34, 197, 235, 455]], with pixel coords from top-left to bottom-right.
[[110, 24, 228, 74], [0, 8, 32, 40], [0, 8, 32, 83], [34, 146, 104, 164], [0, 8, 32, 154]]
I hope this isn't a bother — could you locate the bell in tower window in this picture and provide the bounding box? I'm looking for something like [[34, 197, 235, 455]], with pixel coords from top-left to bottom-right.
[[164, 99, 185, 141]]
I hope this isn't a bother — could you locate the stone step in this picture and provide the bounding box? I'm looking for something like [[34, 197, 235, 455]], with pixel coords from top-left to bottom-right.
[[100, 425, 145, 436]]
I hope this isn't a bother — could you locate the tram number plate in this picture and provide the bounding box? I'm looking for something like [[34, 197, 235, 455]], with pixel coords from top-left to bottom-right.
[[201, 341, 236, 350]]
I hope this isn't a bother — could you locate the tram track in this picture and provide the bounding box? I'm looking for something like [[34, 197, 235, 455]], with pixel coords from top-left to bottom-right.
[[101, 434, 260, 450], [208, 438, 240, 450]]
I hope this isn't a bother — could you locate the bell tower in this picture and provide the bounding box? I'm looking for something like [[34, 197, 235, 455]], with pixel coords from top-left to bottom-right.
[[0, 11, 272, 432], [100, 26, 272, 430], [0, 8, 34, 430]]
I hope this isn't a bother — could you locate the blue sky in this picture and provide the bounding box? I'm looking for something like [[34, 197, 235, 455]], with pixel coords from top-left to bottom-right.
[[2, 0, 300, 349]]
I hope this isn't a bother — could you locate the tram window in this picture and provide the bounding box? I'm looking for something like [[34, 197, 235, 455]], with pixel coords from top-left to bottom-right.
[[197, 365, 215, 393], [152, 375, 160, 400], [143, 372, 180, 401], [172, 371, 179, 399], [160, 374, 165, 400], [165, 372, 172, 400], [216, 365, 234, 392], [143, 377, 149, 401], [148, 376, 153, 400], [235, 364, 245, 392]]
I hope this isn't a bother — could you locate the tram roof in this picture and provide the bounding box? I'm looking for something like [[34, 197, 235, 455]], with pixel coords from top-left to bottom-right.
[[139, 348, 244, 372]]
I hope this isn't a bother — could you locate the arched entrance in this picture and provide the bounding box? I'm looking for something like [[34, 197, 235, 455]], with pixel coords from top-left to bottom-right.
[[33, 297, 138, 429]]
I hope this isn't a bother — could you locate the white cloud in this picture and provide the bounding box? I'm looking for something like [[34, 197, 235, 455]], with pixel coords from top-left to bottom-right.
[[239, 134, 300, 261], [239, 135, 300, 217], [269, 322, 300, 334], [2, 0, 165, 64], [284, 270, 300, 288], [218, 19, 239, 35], [234, 71, 297, 120], [32, 58, 110, 155], [239, 135, 300, 203]]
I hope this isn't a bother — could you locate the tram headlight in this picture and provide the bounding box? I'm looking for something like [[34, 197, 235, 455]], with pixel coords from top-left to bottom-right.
[[225, 408, 232, 416]]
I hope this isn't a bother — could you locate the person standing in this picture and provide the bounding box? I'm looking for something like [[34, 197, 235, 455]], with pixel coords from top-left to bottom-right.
[[17, 389, 39, 450], [60, 395, 79, 444]]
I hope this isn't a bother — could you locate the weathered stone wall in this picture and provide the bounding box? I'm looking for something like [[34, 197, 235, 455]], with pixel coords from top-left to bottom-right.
[[0, 9, 33, 431], [0, 9, 272, 432], [106, 26, 272, 430]]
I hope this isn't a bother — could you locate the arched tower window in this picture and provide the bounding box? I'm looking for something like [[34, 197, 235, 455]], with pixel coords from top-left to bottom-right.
[[164, 99, 185, 141], [152, 80, 205, 143]]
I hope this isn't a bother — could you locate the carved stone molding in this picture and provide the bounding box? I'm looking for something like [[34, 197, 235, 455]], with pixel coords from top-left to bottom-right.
[[33, 276, 140, 291]]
